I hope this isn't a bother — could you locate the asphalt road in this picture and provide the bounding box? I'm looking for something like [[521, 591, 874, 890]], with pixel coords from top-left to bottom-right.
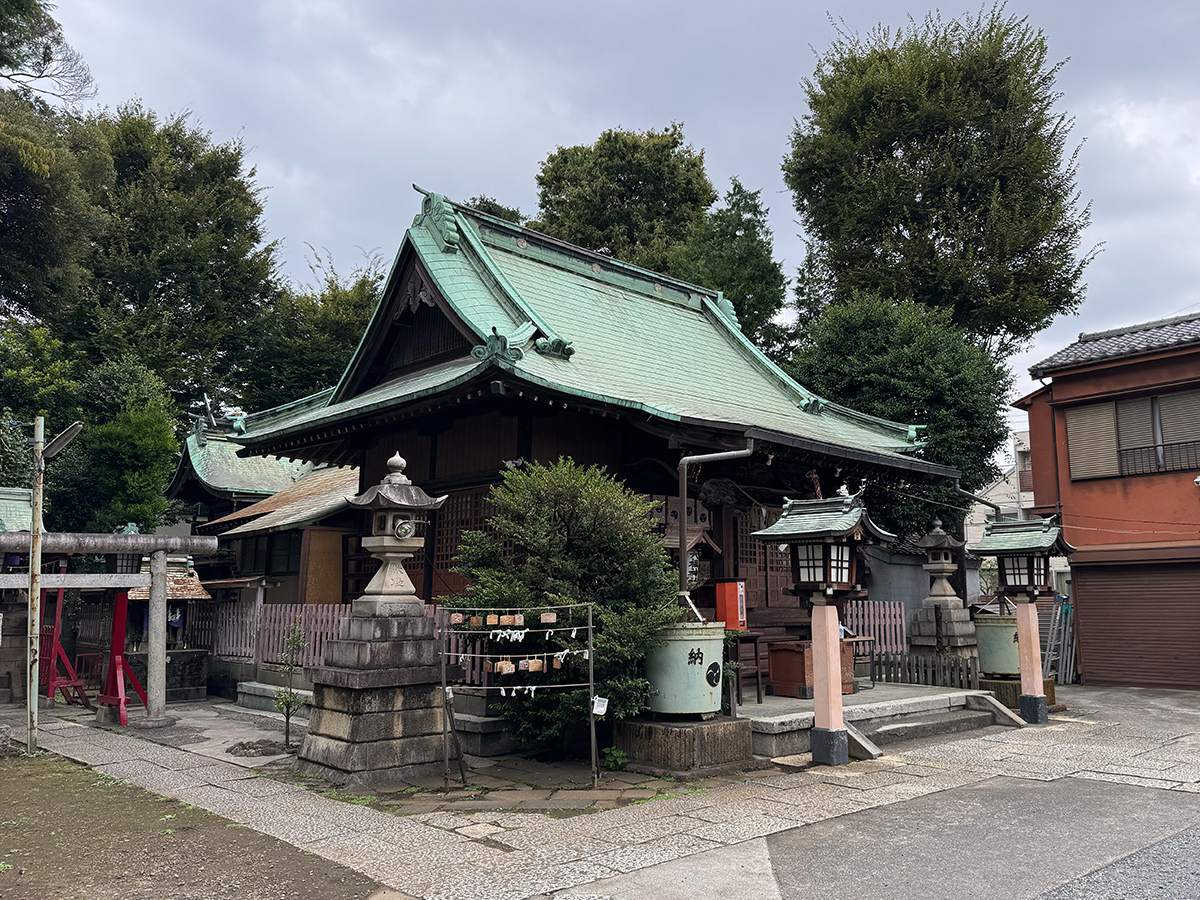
[[560, 775, 1200, 900]]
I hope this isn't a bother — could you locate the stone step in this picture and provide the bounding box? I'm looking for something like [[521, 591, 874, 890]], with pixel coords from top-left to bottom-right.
[[859, 708, 995, 745], [236, 680, 313, 720]]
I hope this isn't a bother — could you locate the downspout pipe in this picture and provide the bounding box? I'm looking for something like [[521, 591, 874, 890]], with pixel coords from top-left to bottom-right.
[[956, 480, 1002, 517], [678, 439, 755, 621]]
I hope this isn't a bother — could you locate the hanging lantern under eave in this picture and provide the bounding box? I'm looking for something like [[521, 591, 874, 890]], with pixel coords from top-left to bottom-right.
[[968, 517, 1075, 596], [752, 493, 895, 596]]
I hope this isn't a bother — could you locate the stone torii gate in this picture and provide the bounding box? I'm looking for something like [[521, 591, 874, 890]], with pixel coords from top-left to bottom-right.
[[0, 532, 218, 732]]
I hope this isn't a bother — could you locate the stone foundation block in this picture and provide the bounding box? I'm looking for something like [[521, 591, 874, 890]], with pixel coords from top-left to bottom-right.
[[303, 664, 450, 690], [307, 706, 444, 743], [811, 726, 849, 766], [351, 598, 424, 618], [615, 717, 753, 775], [299, 732, 445, 773], [321, 637, 437, 669], [311, 683, 442, 716], [338, 616, 435, 642]]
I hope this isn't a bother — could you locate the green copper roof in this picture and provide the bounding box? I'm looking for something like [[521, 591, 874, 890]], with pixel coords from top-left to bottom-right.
[[751, 493, 896, 543], [237, 189, 957, 479], [167, 427, 307, 502], [0, 487, 32, 533], [968, 517, 1075, 556]]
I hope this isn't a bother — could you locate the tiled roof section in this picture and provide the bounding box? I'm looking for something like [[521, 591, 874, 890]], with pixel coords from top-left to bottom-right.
[[215, 466, 360, 537], [172, 429, 306, 500], [1030, 311, 1200, 377], [128, 558, 211, 601], [235, 189, 958, 479], [968, 517, 1075, 555], [0, 487, 32, 532], [751, 493, 896, 543]]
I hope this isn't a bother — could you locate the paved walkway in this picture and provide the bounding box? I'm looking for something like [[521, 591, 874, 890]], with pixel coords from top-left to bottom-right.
[[3, 685, 1199, 900]]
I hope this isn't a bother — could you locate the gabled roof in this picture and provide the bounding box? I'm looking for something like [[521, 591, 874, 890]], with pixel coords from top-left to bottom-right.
[[0, 487, 32, 532], [1030, 311, 1200, 378], [236, 188, 955, 479], [751, 492, 896, 543], [209, 465, 359, 538], [969, 517, 1075, 556], [168, 422, 306, 503]]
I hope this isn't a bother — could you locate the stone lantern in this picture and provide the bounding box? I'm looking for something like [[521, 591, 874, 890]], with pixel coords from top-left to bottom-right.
[[346, 453, 447, 618], [969, 517, 1074, 724], [910, 520, 977, 661], [753, 493, 894, 766], [298, 452, 454, 788]]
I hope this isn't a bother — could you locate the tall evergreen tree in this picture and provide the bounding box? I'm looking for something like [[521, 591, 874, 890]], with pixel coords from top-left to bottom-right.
[[783, 6, 1094, 357]]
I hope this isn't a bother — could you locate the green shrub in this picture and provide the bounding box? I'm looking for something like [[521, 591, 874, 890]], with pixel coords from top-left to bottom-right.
[[452, 458, 679, 746]]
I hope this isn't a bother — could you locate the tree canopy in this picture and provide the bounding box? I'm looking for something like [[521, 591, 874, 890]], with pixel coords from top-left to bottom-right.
[[0, 0, 93, 102], [783, 6, 1093, 357], [788, 292, 1011, 536], [241, 254, 382, 411], [533, 123, 716, 274], [668, 178, 790, 354]]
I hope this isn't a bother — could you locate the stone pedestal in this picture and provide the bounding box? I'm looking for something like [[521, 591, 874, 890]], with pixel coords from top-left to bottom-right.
[[910, 606, 979, 660], [296, 613, 460, 789], [614, 716, 757, 778]]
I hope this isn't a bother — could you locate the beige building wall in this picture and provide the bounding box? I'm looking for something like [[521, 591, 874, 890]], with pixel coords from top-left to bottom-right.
[[303, 528, 346, 605]]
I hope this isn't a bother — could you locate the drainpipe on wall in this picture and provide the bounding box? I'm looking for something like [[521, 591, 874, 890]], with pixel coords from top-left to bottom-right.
[[677, 439, 755, 622]]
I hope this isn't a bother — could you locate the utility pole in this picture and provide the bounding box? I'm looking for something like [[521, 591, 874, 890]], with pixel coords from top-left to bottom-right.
[[27, 416, 43, 753]]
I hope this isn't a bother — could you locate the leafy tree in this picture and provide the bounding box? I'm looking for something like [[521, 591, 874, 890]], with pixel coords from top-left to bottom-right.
[[788, 293, 1011, 537], [782, 6, 1094, 357], [241, 254, 382, 411], [71, 103, 277, 410], [0, 405, 31, 489], [43, 356, 179, 533], [0, 322, 82, 425], [0, 1, 92, 103], [533, 123, 716, 274], [669, 178, 789, 355], [466, 195, 524, 224], [452, 459, 679, 746], [0, 91, 107, 320]]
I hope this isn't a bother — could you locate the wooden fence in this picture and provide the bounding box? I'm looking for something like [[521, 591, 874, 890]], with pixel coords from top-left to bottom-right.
[[873, 651, 979, 690], [844, 599, 907, 653], [183, 598, 343, 669]]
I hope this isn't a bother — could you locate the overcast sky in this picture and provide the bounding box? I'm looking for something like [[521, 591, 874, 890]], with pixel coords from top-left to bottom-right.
[[55, 1, 1200, 413]]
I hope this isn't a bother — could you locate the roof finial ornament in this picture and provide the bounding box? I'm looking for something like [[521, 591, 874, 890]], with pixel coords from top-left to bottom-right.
[[412, 184, 460, 253], [384, 453, 411, 485]]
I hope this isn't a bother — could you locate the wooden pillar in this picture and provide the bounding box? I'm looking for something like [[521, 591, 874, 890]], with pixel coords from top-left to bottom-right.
[[1014, 594, 1048, 724], [810, 596, 848, 765]]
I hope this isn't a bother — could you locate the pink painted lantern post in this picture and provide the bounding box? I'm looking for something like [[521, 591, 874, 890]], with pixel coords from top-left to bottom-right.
[[753, 493, 894, 766], [969, 517, 1075, 724]]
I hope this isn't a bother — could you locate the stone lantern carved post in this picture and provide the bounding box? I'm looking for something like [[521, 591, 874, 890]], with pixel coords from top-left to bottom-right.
[[297, 453, 458, 788], [910, 520, 978, 661]]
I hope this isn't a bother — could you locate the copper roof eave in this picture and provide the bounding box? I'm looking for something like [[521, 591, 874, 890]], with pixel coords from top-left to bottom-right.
[[741, 426, 959, 480]]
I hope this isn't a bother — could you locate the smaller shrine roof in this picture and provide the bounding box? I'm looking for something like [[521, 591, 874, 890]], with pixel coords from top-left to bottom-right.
[[128, 558, 211, 601], [661, 525, 722, 554], [969, 517, 1075, 555], [218, 465, 361, 537], [0, 487, 32, 533], [169, 427, 306, 502], [751, 493, 896, 543]]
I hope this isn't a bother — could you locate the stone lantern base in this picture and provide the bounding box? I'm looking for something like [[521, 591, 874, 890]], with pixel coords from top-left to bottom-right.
[[296, 611, 460, 789], [910, 605, 978, 660]]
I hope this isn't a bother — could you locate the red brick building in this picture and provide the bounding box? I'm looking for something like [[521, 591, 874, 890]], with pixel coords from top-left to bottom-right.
[[1016, 312, 1200, 689]]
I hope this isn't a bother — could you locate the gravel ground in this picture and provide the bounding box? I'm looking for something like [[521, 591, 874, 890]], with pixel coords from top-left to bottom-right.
[[1038, 821, 1200, 900]]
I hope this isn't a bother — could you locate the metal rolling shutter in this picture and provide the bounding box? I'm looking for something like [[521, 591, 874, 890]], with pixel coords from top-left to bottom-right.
[[1064, 403, 1120, 479], [1073, 564, 1200, 689], [1158, 389, 1200, 444]]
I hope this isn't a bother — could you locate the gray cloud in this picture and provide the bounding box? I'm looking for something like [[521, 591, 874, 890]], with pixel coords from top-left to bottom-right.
[[55, 1, 1200, 403]]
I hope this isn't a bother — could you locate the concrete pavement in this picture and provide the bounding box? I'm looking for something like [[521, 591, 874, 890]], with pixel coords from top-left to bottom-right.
[[2, 684, 1198, 900]]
